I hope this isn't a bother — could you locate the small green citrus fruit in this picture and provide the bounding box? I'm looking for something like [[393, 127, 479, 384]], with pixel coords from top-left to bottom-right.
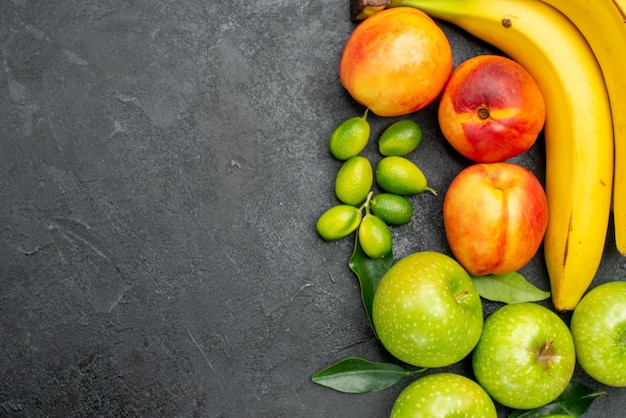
[[316, 205, 362, 241], [335, 156, 373, 205], [328, 110, 370, 160], [378, 119, 422, 156], [358, 214, 392, 258], [370, 193, 413, 225], [376, 156, 436, 196]]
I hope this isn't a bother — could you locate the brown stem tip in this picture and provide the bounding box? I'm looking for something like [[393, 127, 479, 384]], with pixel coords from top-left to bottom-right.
[[350, 0, 391, 22]]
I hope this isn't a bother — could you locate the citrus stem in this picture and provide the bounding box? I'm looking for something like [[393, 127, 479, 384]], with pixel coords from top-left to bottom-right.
[[360, 191, 375, 214], [424, 186, 437, 195], [407, 367, 429, 376]]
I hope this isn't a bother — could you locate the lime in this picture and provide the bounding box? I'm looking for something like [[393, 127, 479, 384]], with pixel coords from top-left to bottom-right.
[[335, 156, 373, 205], [376, 156, 436, 196], [359, 214, 392, 258], [316, 205, 362, 241], [378, 120, 422, 156], [370, 193, 414, 225], [328, 110, 370, 160]]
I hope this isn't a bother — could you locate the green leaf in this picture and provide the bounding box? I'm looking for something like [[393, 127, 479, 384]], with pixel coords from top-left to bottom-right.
[[349, 234, 393, 338], [312, 357, 424, 394], [471, 271, 550, 304], [508, 381, 606, 417]]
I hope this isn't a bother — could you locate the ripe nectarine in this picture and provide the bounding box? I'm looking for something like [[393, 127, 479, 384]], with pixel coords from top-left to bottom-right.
[[340, 7, 452, 117], [438, 55, 545, 162], [443, 162, 548, 276]]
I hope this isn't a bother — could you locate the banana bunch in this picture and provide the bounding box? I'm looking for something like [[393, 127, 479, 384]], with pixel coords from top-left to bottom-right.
[[542, 0, 626, 256], [350, 0, 626, 310]]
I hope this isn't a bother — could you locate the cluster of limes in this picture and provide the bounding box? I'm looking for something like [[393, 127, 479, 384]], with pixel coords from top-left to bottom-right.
[[316, 109, 436, 258]]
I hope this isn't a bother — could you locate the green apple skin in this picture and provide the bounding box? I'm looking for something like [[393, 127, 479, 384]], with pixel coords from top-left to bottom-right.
[[390, 373, 497, 418], [570, 281, 626, 387], [472, 302, 576, 410], [372, 251, 483, 368]]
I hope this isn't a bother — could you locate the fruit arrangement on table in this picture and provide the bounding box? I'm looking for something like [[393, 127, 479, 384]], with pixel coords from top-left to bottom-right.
[[312, 0, 626, 416]]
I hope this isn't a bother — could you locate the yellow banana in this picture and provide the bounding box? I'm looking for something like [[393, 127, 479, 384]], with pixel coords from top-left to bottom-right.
[[534, 0, 626, 256], [373, 0, 614, 310]]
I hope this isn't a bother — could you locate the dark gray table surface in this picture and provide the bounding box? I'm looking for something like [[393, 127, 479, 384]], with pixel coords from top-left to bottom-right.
[[2, 1, 625, 417]]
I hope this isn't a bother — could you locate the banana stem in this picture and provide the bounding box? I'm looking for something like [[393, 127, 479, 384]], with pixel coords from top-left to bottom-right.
[[350, 0, 461, 21], [388, 0, 453, 7], [350, 0, 390, 21], [387, 0, 468, 18]]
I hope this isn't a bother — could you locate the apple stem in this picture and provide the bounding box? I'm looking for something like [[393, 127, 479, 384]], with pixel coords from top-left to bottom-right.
[[533, 339, 556, 370], [455, 287, 470, 301], [540, 339, 554, 353], [477, 107, 490, 120]]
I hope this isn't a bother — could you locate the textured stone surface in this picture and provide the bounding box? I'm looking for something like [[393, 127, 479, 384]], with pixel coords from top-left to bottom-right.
[[1, 0, 625, 416]]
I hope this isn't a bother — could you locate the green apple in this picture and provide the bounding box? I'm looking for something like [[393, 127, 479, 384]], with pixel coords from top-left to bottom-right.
[[472, 302, 576, 409], [390, 373, 497, 417], [570, 281, 626, 386], [372, 251, 483, 367]]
